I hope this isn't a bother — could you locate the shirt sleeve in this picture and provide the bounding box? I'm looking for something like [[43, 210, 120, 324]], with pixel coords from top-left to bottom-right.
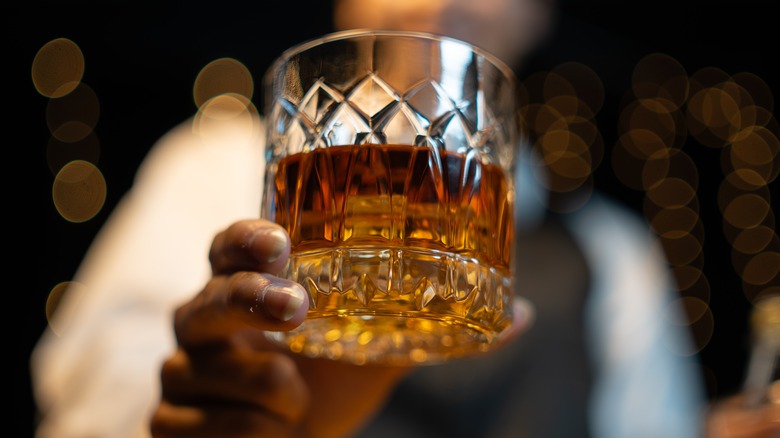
[[567, 194, 708, 438], [30, 110, 266, 438]]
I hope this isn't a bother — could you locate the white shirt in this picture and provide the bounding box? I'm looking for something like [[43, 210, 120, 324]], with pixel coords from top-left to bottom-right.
[[31, 109, 707, 437]]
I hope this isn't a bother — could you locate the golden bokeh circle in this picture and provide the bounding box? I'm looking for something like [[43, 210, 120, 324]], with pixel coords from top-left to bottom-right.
[[731, 225, 777, 255], [673, 264, 704, 291], [680, 270, 711, 304], [52, 160, 107, 223], [624, 97, 684, 150], [46, 131, 101, 175], [733, 71, 774, 115], [650, 206, 700, 239], [740, 252, 780, 286], [192, 93, 262, 147], [611, 138, 648, 191], [631, 53, 689, 110], [193, 57, 254, 109], [32, 37, 84, 98], [46, 83, 100, 142], [723, 193, 771, 230], [661, 233, 703, 266], [619, 127, 670, 161], [549, 62, 605, 115], [689, 66, 731, 97], [664, 296, 714, 356], [45, 281, 86, 336], [646, 177, 697, 208], [686, 86, 741, 148]]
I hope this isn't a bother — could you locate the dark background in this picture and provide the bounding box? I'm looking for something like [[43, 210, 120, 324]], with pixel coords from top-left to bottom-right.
[[10, 0, 779, 435]]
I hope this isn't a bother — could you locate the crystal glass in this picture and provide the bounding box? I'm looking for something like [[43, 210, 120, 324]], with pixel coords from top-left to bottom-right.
[[261, 30, 520, 365]]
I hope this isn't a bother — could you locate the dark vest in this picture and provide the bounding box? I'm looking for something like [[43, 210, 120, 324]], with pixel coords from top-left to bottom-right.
[[359, 216, 594, 438]]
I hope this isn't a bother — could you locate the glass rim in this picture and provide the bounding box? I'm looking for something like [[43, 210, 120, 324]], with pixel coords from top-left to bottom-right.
[[265, 28, 518, 82]]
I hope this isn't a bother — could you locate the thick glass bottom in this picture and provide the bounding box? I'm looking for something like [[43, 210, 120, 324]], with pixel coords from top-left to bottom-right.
[[267, 312, 503, 366], [267, 247, 513, 365]]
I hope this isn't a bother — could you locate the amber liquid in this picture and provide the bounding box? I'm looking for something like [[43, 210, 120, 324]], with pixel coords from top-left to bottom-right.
[[263, 144, 514, 365]]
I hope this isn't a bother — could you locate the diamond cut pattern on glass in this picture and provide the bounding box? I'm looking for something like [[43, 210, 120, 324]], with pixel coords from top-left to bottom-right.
[[299, 79, 341, 125], [268, 67, 507, 153], [263, 33, 518, 365], [347, 73, 397, 119]]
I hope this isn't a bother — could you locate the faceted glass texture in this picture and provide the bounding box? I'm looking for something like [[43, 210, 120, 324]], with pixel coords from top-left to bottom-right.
[[262, 30, 520, 365]]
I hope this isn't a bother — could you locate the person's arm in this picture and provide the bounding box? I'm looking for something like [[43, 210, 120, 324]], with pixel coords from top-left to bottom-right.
[[567, 195, 708, 437], [31, 112, 267, 438]]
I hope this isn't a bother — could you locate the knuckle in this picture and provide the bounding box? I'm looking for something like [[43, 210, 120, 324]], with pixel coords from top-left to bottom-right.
[[255, 353, 300, 397], [159, 351, 186, 383], [225, 272, 269, 307]]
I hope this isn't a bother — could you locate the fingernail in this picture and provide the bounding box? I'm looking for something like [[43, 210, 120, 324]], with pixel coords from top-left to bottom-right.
[[248, 227, 288, 263], [265, 228, 288, 263], [264, 283, 306, 321]]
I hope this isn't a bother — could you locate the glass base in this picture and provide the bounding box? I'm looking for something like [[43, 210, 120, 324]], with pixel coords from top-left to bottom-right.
[[266, 312, 502, 366], [267, 246, 513, 366]]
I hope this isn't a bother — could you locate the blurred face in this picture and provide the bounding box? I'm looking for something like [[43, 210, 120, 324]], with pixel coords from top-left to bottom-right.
[[333, 0, 557, 69]]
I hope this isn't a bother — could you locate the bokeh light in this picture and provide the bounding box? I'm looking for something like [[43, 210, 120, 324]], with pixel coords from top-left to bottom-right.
[[664, 296, 714, 356], [520, 48, 778, 370], [645, 177, 697, 209], [723, 193, 771, 230], [31, 37, 84, 98], [45, 281, 86, 336], [192, 92, 262, 147], [550, 62, 604, 115], [46, 130, 100, 175], [631, 52, 689, 110], [519, 63, 605, 213], [732, 71, 774, 116], [730, 127, 780, 186], [35, 38, 108, 225], [611, 52, 750, 362], [680, 270, 712, 304], [673, 264, 705, 291], [731, 225, 777, 255], [650, 206, 700, 239], [52, 160, 107, 223], [740, 252, 780, 286], [46, 82, 100, 143], [193, 57, 254, 109]]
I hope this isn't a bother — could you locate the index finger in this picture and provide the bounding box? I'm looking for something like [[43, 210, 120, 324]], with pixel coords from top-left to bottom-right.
[[210, 219, 291, 276], [174, 271, 309, 348]]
